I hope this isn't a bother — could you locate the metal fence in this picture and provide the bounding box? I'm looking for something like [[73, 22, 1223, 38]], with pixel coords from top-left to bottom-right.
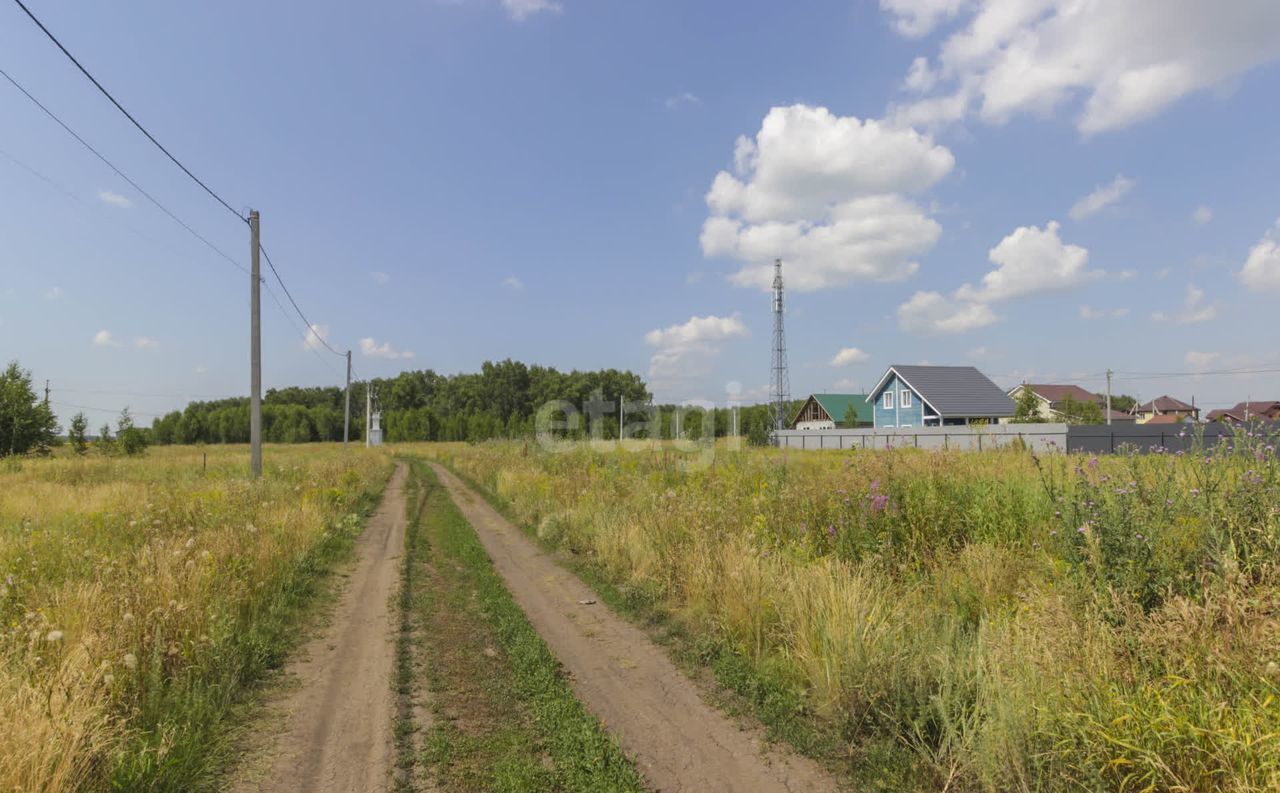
[[774, 422, 1279, 454], [774, 424, 1068, 452]]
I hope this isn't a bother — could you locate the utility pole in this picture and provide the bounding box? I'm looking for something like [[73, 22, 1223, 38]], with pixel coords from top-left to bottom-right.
[[44, 380, 49, 406], [343, 351, 352, 448], [365, 383, 372, 449], [249, 210, 262, 478], [619, 395, 624, 442], [1105, 369, 1113, 426]]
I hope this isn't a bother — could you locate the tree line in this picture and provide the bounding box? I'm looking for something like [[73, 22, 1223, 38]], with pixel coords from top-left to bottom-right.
[[1, 358, 790, 456]]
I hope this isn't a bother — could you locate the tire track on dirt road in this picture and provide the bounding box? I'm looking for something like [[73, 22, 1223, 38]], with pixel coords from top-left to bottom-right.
[[230, 463, 408, 793], [429, 462, 842, 793]]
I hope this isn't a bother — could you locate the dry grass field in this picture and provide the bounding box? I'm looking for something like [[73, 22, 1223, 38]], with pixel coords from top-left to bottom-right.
[[0, 445, 391, 793], [416, 434, 1280, 792]]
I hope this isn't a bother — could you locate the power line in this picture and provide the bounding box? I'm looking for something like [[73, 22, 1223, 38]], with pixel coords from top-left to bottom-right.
[[8, 4, 355, 382], [10, 0, 245, 223], [0, 65, 249, 276], [1115, 366, 1280, 381], [259, 243, 346, 358], [50, 400, 163, 418]]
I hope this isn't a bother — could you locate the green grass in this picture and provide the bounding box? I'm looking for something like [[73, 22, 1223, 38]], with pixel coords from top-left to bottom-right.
[[118, 465, 392, 793], [398, 461, 644, 793], [437, 463, 916, 790]]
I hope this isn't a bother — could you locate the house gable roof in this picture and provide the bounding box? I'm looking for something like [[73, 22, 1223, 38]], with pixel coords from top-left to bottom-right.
[[1015, 383, 1101, 404], [810, 393, 873, 424], [869, 365, 1016, 418], [1137, 395, 1196, 413]]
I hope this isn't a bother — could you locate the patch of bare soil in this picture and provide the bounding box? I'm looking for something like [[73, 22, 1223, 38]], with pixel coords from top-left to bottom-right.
[[429, 463, 841, 793], [229, 463, 408, 793]]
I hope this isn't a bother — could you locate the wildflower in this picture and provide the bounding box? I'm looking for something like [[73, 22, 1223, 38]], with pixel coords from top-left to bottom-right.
[[45, 630, 63, 642], [827, 524, 836, 538], [1088, 456, 1099, 469], [122, 653, 138, 670], [1077, 525, 1088, 534], [122, 612, 134, 623], [869, 493, 889, 514], [1135, 533, 1144, 541]]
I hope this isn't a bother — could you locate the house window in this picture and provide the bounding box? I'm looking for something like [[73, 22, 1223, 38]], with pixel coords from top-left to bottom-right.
[[900, 390, 912, 408], [883, 391, 894, 410]]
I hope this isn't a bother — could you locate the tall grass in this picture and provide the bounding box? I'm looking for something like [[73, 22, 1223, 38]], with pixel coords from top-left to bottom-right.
[[0, 445, 391, 792], [412, 434, 1280, 791]]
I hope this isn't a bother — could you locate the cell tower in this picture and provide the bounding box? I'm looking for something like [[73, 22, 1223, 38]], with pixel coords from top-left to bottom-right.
[[770, 258, 790, 432]]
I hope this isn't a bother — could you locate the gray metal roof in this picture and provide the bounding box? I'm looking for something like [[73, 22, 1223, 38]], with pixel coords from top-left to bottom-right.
[[880, 365, 1016, 418]]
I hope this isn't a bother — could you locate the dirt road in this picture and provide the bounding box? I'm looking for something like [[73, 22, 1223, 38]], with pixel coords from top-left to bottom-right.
[[429, 463, 840, 793], [230, 463, 408, 793]]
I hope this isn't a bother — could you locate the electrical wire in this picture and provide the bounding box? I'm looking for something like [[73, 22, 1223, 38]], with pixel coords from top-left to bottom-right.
[[9, 2, 359, 378], [50, 400, 163, 418], [258, 243, 347, 358], [10, 0, 245, 223], [0, 65, 249, 276]]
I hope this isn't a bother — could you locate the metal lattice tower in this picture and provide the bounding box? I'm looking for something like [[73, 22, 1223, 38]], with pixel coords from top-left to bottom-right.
[[770, 258, 790, 432]]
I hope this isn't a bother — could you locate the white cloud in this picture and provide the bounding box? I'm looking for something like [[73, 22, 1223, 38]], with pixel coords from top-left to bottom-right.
[[903, 56, 939, 92], [1151, 283, 1218, 325], [700, 104, 953, 292], [897, 290, 998, 335], [1079, 305, 1129, 320], [644, 313, 749, 380], [501, 275, 525, 291], [967, 345, 1002, 361], [97, 189, 133, 208], [880, 0, 966, 38], [134, 337, 159, 350], [1192, 206, 1214, 225], [956, 221, 1098, 303], [1157, 267, 1172, 280], [44, 286, 64, 300], [502, 0, 560, 21], [1117, 269, 1138, 281], [303, 324, 330, 352], [665, 92, 701, 110], [885, 1, 1280, 134], [1184, 351, 1220, 369], [92, 330, 119, 347], [359, 337, 415, 360], [1239, 218, 1280, 291], [829, 347, 871, 367], [1069, 175, 1135, 220], [370, 271, 390, 285]]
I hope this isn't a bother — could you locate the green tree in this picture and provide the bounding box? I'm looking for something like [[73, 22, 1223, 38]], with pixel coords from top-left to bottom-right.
[[1058, 394, 1104, 425], [68, 412, 89, 455], [116, 408, 149, 456], [1110, 394, 1137, 414], [1012, 387, 1043, 423], [96, 423, 117, 456], [0, 361, 58, 457]]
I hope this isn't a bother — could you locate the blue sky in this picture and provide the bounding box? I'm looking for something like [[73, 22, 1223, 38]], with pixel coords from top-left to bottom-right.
[[2, 0, 1279, 428]]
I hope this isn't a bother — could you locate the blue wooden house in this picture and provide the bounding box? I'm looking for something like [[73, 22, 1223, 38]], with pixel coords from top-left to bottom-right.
[[868, 365, 1016, 428]]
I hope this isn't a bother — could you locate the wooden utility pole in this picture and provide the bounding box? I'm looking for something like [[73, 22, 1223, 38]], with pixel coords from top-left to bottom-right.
[[343, 350, 352, 448], [365, 383, 372, 448], [249, 210, 262, 477]]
